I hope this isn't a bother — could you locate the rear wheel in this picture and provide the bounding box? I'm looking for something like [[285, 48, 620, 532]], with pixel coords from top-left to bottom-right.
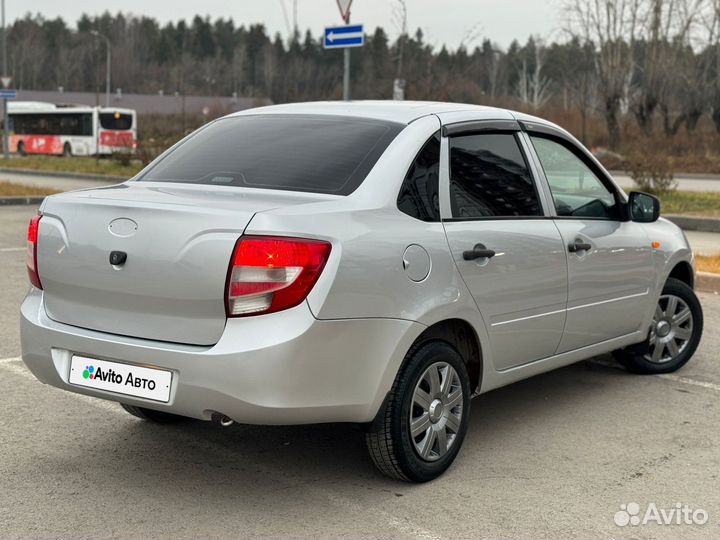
[[614, 278, 703, 374], [366, 341, 471, 482], [120, 403, 187, 423]]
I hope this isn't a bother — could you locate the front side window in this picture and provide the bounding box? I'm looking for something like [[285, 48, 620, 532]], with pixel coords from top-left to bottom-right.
[[140, 115, 403, 196], [530, 135, 618, 219], [449, 133, 543, 218], [397, 132, 441, 221]]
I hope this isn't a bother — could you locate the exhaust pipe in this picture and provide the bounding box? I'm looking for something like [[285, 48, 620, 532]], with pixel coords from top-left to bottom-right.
[[211, 412, 234, 427]]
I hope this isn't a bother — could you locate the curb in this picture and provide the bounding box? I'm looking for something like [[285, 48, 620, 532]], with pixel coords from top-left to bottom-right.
[[609, 170, 720, 181], [697, 272, 720, 294], [0, 167, 128, 183], [0, 196, 45, 206], [665, 215, 720, 234]]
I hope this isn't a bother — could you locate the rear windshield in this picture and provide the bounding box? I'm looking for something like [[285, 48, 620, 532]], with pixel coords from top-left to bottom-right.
[[139, 114, 404, 195], [100, 112, 133, 130]]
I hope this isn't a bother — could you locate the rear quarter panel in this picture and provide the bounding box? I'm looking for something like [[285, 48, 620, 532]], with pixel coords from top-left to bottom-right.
[[243, 114, 500, 396], [244, 113, 489, 344]]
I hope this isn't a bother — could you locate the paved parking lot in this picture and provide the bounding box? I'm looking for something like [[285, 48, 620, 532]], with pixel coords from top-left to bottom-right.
[[1, 204, 719, 539]]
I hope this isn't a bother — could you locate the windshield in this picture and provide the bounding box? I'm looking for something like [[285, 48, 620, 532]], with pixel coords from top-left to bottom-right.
[[100, 112, 133, 130], [139, 114, 404, 195]]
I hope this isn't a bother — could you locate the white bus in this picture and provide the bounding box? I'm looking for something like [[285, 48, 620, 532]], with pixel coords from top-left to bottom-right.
[[7, 101, 137, 157]]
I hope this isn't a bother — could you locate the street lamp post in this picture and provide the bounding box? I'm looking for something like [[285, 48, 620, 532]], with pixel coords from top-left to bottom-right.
[[91, 30, 111, 107]]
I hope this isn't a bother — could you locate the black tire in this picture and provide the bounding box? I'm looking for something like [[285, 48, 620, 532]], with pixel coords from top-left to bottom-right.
[[120, 403, 187, 423], [614, 278, 703, 374], [62, 142, 72, 157], [366, 341, 472, 482], [17, 141, 26, 156]]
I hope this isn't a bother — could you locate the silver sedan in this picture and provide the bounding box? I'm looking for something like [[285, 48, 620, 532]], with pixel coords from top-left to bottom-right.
[[20, 101, 703, 482]]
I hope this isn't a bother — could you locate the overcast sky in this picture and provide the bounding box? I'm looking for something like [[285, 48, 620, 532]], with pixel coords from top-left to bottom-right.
[[18, 0, 564, 49]]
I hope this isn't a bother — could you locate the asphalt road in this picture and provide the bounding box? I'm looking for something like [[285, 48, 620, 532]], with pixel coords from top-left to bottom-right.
[[1, 205, 719, 539]]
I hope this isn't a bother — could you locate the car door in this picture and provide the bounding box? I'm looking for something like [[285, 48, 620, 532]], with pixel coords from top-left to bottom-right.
[[441, 122, 568, 371], [524, 130, 655, 353]]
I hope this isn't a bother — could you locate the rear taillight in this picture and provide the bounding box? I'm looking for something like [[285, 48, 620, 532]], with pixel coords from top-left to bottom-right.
[[27, 215, 42, 289], [226, 236, 331, 317]]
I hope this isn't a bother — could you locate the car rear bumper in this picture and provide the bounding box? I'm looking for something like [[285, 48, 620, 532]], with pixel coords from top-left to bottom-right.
[[20, 289, 422, 425]]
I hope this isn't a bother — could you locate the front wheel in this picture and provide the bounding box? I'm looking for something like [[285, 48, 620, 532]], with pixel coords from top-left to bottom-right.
[[614, 278, 703, 374], [366, 341, 471, 482]]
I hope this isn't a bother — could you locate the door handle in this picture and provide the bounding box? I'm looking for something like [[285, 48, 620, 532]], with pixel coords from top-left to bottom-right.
[[463, 244, 496, 261], [568, 240, 592, 253]]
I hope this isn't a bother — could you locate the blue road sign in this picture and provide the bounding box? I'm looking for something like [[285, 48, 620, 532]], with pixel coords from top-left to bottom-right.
[[324, 24, 364, 49], [0, 89, 17, 99]]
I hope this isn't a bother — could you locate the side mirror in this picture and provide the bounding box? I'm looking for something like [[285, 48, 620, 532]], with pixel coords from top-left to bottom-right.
[[629, 191, 660, 223]]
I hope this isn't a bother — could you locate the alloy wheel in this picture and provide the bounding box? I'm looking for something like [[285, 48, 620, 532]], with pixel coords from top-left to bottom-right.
[[409, 361, 464, 461], [645, 294, 694, 364]]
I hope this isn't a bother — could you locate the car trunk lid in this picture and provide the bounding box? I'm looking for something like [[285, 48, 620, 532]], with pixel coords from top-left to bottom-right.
[[37, 182, 335, 345]]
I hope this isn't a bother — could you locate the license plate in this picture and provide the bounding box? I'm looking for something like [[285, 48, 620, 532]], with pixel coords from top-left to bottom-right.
[[69, 356, 172, 403]]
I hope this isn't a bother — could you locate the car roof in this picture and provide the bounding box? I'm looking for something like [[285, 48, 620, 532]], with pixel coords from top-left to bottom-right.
[[230, 100, 554, 127]]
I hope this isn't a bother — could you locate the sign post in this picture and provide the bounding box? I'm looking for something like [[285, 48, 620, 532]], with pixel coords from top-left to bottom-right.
[[326, 0, 362, 102], [1, 0, 8, 159], [324, 23, 364, 101], [0, 77, 14, 160], [343, 30, 350, 102]]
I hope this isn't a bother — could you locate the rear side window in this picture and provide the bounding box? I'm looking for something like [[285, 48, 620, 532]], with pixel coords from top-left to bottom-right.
[[449, 133, 542, 218], [140, 115, 404, 195], [397, 132, 441, 221]]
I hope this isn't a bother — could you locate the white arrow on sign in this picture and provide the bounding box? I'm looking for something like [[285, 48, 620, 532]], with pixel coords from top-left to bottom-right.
[[326, 30, 363, 42], [1, 76, 12, 89], [336, 0, 352, 22]]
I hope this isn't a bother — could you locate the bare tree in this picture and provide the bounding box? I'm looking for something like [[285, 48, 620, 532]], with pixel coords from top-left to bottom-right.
[[231, 41, 247, 97], [563, 38, 598, 144], [393, 0, 408, 79], [516, 37, 552, 110], [484, 44, 503, 100], [10, 18, 45, 89], [565, 0, 643, 148], [632, 0, 705, 136], [262, 42, 277, 98], [704, 0, 720, 132], [458, 23, 482, 51]]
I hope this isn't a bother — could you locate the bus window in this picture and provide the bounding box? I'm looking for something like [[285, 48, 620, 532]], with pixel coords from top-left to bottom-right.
[[59, 114, 93, 136], [10, 113, 92, 136], [100, 112, 133, 131]]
